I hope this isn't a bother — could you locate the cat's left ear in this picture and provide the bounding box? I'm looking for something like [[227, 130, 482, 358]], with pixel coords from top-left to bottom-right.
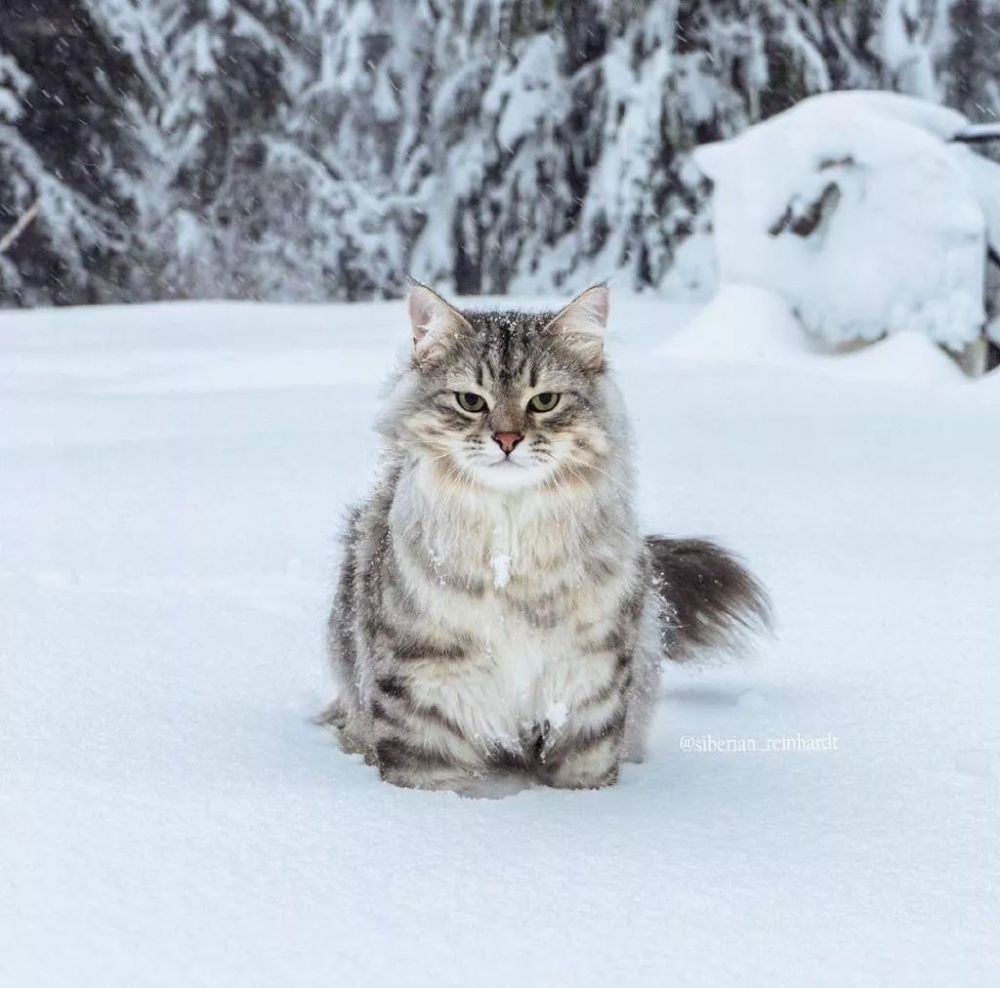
[[407, 281, 472, 362], [543, 283, 610, 370]]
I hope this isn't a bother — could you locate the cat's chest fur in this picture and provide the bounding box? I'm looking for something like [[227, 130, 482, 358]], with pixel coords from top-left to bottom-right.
[[387, 473, 635, 742], [393, 470, 628, 628], [403, 571, 617, 749]]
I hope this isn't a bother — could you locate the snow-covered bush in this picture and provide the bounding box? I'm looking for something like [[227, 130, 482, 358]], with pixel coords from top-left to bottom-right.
[[694, 91, 1000, 351]]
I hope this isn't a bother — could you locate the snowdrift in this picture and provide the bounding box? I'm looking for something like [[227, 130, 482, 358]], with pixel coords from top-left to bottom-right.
[[657, 284, 970, 385]]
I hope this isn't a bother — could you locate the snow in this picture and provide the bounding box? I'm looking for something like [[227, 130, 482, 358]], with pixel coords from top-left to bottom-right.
[[2, 297, 998, 986], [485, 36, 565, 151], [490, 551, 512, 590], [879, 0, 944, 101], [694, 91, 999, 350], [659, 285, 969, 384], [0, 53, 30, 124], [0, 89, 22, 123]]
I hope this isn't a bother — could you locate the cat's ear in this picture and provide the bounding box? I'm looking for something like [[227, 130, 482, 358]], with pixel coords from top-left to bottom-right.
[[543, 283, 610, 369], [407, 281, 471, 360]]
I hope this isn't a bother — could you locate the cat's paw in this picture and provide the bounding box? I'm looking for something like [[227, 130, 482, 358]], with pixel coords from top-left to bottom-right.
[[317, 698, 369, 755]]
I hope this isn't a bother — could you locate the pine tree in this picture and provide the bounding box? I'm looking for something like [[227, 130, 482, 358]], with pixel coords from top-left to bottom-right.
[[0, 1, 129, 304], [943, 0, 1000, 124]]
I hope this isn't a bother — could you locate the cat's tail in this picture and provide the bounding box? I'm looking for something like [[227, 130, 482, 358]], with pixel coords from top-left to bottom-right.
[[645, 536, 773, 663]]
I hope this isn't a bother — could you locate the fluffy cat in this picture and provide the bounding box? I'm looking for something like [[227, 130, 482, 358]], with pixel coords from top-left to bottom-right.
[[324, 283, 770, 793]]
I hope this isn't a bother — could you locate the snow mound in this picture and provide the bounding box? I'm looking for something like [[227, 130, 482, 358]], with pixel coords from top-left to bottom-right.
[[657, 285, 814, 364], [658, 284, 965, 384], [830, 330, 966, 384], [694, 91, 997, 350]]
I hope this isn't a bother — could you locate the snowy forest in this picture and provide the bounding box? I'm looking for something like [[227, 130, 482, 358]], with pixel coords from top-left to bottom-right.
[[1, 0, 999, 308]]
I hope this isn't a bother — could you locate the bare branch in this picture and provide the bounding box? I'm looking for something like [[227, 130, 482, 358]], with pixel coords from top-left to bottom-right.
[[0, 199, 41, 255], [952, 124, 1000, 145]]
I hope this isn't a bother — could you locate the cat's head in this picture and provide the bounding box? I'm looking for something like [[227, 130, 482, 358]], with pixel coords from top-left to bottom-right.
[[384, 283, 622, 493]]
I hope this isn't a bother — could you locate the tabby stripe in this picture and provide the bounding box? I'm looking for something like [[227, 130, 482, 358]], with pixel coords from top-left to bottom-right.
[[543, 408, 576, 430], [489, 747, 530, 772], [578, 662, 631, 711], [400, 539, 486, 597], [567, 706, 627, 753], [375, 674, 408, 699], [414, 702, 469, 740], [375, 618, 469, 661], [370, 698, 409, 733], [394, 639, 467, 661], [375, 736, 457, 771]]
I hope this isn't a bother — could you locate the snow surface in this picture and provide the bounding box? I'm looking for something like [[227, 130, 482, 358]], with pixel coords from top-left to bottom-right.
[[659, 284, 971, 384], [695, 91, 1000, 349], [2, 298, 999, 987]]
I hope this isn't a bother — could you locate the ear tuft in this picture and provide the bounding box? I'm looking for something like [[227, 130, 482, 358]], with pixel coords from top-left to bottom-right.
[[543, 284, 610, 368], [407, 282, 470, 357]]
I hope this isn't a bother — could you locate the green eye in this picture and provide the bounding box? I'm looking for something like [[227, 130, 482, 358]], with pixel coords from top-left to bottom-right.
[[527, 392, 560, 413], [455, 392, 488, 413]]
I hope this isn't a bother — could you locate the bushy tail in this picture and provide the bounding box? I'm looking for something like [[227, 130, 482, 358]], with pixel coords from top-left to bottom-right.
[[646, 536, 773, 662]]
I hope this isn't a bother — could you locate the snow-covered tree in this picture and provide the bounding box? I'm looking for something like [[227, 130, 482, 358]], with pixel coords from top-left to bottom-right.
[[942, 0, 1000, 126], [405, 0, 888, 295], [0, 5, 126, 304], [92, 0, 312, 298], [1, 0, 998, 306]]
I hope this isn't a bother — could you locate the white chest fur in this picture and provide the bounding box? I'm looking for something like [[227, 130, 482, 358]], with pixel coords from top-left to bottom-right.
[[408, 584, 612, 751], [388, 468, 623, 749]]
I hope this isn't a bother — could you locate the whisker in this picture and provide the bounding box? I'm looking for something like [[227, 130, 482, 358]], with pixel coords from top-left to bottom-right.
[[564, 455, 630, 496]]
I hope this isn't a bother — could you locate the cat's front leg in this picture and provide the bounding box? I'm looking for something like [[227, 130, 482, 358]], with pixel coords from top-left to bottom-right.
[[540, 689, 628, 790], [374, 737, 488, 793], [319, 694, 369, 757], [367, 670, 491, 792], [541, 715, 625, 789], [537, 647, 631, 789]]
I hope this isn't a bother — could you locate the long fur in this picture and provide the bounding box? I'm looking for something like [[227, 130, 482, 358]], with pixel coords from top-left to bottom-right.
[[323, 286, 772, 793], [646, 536, 773, 662]]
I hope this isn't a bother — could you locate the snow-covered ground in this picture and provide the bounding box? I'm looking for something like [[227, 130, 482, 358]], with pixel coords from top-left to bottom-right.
[[2, 297, 998, 987]]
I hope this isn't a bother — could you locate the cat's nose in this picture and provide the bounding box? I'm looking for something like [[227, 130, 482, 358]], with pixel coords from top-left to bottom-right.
[[492, 431, 524, 455]]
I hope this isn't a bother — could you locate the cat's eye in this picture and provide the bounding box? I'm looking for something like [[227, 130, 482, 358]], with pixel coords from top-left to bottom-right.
[[455, 392, 488, 413], [527, 392, 560, 413]]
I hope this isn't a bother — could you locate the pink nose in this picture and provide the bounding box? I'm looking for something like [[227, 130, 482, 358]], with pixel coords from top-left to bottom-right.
[[493, 432, 524, 455]]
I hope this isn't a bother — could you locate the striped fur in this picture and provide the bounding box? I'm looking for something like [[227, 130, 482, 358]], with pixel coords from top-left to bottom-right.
[[323, 285, 770, 793]]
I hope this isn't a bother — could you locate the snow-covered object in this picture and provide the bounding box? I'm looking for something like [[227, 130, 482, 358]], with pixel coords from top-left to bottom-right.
[[658, 284, 813, 363], [878, 0, 946, 101], [954, 147, 1000, 260], [658, 284, 965, 383], [695, 91, 998, 350]]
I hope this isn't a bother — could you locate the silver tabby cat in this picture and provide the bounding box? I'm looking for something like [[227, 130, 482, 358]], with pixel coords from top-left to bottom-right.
[[325, 283, 770, 793]]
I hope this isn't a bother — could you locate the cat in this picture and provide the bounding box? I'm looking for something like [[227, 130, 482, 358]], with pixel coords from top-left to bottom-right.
[[323, 282, 771, 794]]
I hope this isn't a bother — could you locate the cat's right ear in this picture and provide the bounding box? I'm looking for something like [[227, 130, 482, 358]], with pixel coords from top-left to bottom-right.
[[407, 282, 471, 361], [543, 283, 610, 370]]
